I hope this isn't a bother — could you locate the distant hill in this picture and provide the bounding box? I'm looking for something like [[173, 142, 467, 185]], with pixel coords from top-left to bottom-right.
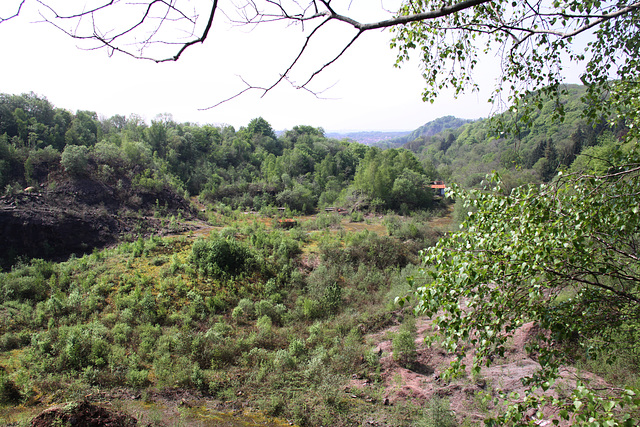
[[325, 116, 476, 147], [325, 130, 410, 145], [405, 85, 625, 190], [381, 116, 476, 147]]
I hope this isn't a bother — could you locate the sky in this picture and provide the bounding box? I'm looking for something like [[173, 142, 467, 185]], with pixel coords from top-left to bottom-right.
[[0, 1, 520, 132]]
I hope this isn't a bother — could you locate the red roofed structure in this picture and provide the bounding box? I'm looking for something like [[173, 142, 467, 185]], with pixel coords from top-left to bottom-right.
[[430, 181, 446, 197]]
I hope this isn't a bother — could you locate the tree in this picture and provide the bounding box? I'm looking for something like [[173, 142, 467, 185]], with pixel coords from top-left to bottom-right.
[[65, 111, 99, 147], [3, 1, 637, 112]]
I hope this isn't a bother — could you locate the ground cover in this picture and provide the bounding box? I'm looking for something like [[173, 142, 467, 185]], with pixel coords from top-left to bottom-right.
[[0, 202, 634, 426]]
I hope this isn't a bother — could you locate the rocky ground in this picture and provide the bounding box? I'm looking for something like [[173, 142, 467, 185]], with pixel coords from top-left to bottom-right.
[[0, 177, 199, 269], [350, 318, 611, 426], [29, 401, 138, 427]]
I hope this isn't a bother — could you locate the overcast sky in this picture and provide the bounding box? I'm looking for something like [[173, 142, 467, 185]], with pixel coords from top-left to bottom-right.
[[1, 1, 520, 132]]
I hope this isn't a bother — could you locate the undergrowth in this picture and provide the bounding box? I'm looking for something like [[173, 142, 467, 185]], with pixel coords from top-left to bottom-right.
[[0, 210, 449, 426]]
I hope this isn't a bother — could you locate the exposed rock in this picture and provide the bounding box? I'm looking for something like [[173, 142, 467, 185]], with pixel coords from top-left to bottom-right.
[[0, 177, 197, 269], [30, 401, 138, 427]]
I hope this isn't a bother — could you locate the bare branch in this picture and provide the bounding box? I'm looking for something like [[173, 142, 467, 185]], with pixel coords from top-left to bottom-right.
[[35, 0, 115, 20], [544, 267, 640, 305], [19, 0, 640, 108], [158, 0, 219, 62], [199, 76, 258, 110], [328, 0, 493, 31], [0, 0, 25, 24], [298, 29, 363, 89], [262, 16, 333, 93]]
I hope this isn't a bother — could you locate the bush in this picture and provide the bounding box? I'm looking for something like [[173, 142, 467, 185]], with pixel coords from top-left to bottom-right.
[[288, 338, 306, 358], [232, 298, 255, 323], [256, 315, 273, 335], [126, 368, 149, 388], [416, 397, 456, 427], [60, 144, 89, 176], [255, 299, 286, 324], [323, 282, 342, 315], [330, 231, 413, 269], [2, 275, 48, 302], [25, 146, 61, 183], [392, 316, 417, 369], [190, 235, 254, 277], [0, 371, 21, 404], [299, 297, 323, 320]]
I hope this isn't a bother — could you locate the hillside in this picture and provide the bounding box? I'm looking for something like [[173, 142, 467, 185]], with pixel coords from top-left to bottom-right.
[[0, 88, 637, 426], [402, 85, 626, 190], [325, 130, 410, 145], [0, 174, 197, 269], [382, 115, 475, 148], [0, 94, 443, 266]]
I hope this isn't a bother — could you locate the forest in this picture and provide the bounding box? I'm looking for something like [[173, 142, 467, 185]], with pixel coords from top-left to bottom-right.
[[0, 82, 637, 426]]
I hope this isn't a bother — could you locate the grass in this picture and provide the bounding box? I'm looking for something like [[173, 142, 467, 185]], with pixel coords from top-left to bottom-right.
[[2, 205, 635, 426], [0, 208, 439, 425]]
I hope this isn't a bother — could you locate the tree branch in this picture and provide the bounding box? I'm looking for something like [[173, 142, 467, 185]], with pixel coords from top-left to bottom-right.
[[18, 0, 640, 108], [0, 0, 25, 24], [544, 267, 640, 305]]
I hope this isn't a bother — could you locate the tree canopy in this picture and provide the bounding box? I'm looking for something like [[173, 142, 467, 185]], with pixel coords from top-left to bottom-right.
[[389, 2, 640, 425]]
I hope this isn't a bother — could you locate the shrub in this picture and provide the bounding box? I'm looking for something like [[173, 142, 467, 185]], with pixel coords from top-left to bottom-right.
[[256, 315, 273, 335], [416, 397, 456, 427], [350, 211, 364, 222], [126, 368, 149, 388], [288, 338, 306, 358], [323, 282, 342, 315], [392, 316, 417, 369], [0, 371, 21, 404], [273, 349, 296, 371], [299, 297, 323, 320], [190, 236, 254, 277], [0, 332, 30, 351], [25, 146, 61, 183], [232, 298, 255, 323], [60, 144, 89, 176], [2, 274, 48, 302]]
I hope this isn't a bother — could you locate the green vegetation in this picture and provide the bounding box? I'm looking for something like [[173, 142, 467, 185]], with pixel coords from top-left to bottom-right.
[[400, 85, 623, 192], [0, 94, 439, 216], [2, 0, 640, 425], [2, 81, 640, 424], [392, 0, 640, 424], [0, 213, 448, 425]]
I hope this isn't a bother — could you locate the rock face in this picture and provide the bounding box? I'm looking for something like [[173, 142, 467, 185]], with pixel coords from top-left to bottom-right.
[[0, 178, 196, 269], [30, 401, 138, 427]]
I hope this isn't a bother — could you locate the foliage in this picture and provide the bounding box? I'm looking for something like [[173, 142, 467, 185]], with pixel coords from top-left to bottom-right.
[[415, 397, 456, 427], [60, 144, 89, 176], [389, 7, 640, 421], [403, 158, 640, 424], [189, 235, 255, 278], [353, 147, 433, 210], [392, 315, 417, 369], [392, 1, 639, 134], [3, 94, 435, 215]]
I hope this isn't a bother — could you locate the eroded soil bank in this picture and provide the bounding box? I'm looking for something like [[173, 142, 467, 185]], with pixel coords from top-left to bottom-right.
[[0, 178, 198, 269]]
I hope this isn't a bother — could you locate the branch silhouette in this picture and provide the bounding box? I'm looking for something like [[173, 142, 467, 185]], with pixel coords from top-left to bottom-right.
[[3, 0, 639, 107]]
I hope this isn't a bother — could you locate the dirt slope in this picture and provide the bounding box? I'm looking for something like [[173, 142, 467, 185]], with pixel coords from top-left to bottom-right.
[[355, 317, 610, 425], [0, 177, 197, 268]]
